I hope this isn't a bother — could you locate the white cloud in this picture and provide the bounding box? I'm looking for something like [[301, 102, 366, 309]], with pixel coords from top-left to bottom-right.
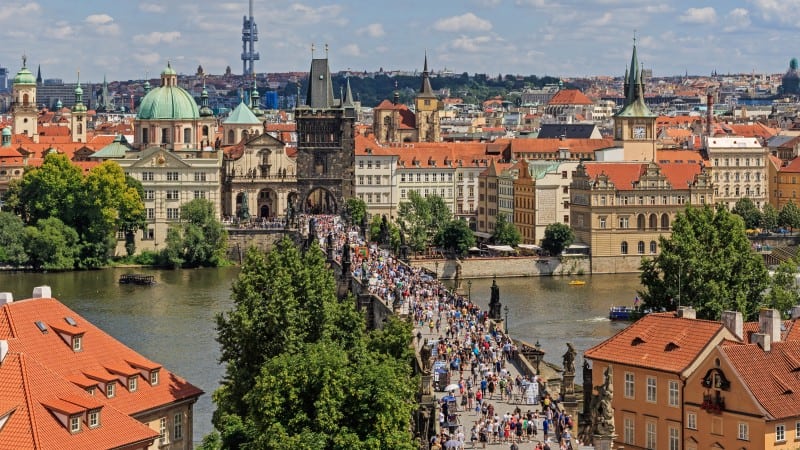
[[473, 0, 501, 5], [679, 7, 717, 24], [0, 2, 40, 21], [139, 2, 165, 13], [723, 8, 751, 32], [51, 24, 75, 40], [85, 14, 120, 35], [749, 0, 800, 26], [85, 14, 113, 25], [289, 4, 344, 25], [358, 23, 385, 38], [133, 31, 182, 45], [450, 35, 493, 52], [132, 52, 161, 66], [434, 12, 492, 32], [341, 44, 361, 57]]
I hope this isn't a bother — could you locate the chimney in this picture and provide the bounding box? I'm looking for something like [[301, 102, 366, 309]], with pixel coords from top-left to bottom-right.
[[706, 92, 713, 137], [721, 311, 743, 341], [32, 286, 52, 299], [759, 308, 782, 343], [0, 340, 7, 365], [751, 332, 771, 352], [0, 292, 12, 306], [676, 306, 696, 319], [791, 305, 800, 320]]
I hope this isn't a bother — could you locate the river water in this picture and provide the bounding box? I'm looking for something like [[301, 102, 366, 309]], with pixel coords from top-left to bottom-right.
[[0, 269, 642, 445]]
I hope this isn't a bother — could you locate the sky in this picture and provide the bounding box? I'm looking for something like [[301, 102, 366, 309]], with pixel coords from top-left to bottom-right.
[[3, 0, 800, 83]]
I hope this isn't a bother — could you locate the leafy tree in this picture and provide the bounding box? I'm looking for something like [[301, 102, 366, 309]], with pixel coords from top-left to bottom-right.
[[17, 153, 83, 225], [780, 201, 800, 231], [23, 218, 79, 270], [435, 219, 476, 256], [492, 214, 522, 246], [541, 223, 574, 256], [163, 199, 228, 268], [764, 260, 800, 317], [0, 212, 27, 266], [639, 205, 768, 320], [342, 197, 367, 227], [732, 197, 761, 229], [762, 204, 779, 231], [397, 191, 451, 252], [121, 175, 147, 256]]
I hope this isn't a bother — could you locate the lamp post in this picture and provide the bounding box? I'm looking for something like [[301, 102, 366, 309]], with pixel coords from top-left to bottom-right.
[[467, 280, 472, 300], [435, 261, 439, 279], [504, 305, 510, 334]]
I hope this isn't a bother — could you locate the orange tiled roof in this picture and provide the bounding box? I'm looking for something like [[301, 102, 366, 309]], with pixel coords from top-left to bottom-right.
[[726, 123, 777, 140], [1, 296, 203, 417], [355, 134, 493, 168], [547, 89, 593, 106], [510, 138, 615, 155], [585, 312, 724, 373], [780, 156, 800, 174]]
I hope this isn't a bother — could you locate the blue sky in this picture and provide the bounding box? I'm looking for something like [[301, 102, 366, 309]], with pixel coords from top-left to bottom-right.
[[2, 0, 799, 82]]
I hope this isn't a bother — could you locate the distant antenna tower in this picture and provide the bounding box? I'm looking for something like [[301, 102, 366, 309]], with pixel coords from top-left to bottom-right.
[[241, 0, 259, 76]]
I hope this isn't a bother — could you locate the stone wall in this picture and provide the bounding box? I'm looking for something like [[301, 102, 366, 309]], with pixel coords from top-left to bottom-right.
[[412, 256, 591, 279], [225, 229, 288, 263]]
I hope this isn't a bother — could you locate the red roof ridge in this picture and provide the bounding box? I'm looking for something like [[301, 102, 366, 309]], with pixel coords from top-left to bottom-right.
[[19, 354, 43, 449]]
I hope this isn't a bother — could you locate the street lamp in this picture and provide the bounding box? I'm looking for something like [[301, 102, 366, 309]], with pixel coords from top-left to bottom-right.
[[467, 280, 472, 300], [504, 305, 510, 334], [435, 261, 439, 279]]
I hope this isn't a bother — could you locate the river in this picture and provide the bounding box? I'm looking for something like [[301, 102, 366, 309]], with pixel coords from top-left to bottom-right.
[[0, 269, 643, 446]]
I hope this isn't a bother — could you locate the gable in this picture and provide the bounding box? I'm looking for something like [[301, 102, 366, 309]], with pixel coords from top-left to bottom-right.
[[244, 132, 285, 147], [126, 147, 192, 169]]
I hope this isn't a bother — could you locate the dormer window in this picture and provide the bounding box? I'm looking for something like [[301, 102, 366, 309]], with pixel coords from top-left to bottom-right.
[[86, 387, 95, 396], [106, 381, 116, 398], [88, 409, 100, 428], [72, 335, 82, 352], [70, 415, 81, 433], [128, 376, 138, 392], [150, 370, 160, 386]]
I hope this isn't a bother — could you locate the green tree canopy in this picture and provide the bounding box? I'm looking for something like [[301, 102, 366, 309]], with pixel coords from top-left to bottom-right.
[[164, 199, 228, 268], [541, 223, 574, 256], [764, 260, 800, 318], [17, 153, 83, 225], [23, 217, 79, 270], [732, 197, 761, 229], [0, 212, 27, 266], [491, 214, 521, 246], [342, 197, 367, 227], [762, 203, 779, 231], [435, 219, 476, 256], [779, 201, 800, 231], [397, 191, 451, 252], [639, 205, 768, 320]]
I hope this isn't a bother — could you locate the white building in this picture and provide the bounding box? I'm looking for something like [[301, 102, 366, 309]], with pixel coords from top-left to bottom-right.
[[706, 136, 768, 208]]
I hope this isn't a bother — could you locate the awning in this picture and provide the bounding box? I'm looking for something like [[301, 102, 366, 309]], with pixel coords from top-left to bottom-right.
[[474, 231, 492, 238], [468, 247, 482, 252], [566, 243, 590, 249], [517, 244, 541, 250], [486, 245, 516, 253]]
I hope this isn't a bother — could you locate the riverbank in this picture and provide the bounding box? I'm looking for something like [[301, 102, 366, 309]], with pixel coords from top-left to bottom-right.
[[412, 256, 591, 279]]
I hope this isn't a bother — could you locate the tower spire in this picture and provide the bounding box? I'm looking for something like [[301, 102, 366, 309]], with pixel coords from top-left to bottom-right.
[[626, 34, 639, 105], [419, 52, 435, 97]]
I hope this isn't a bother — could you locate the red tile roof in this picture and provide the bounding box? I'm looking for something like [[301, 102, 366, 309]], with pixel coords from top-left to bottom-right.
[[547, 89, 594, 105], [509, 138, 615, 155], [583, 160, 704, 191], [780, 156, 800, 174], [585, 312, 725, 373]]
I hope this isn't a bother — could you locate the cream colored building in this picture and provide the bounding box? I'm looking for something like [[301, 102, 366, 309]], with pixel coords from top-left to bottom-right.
[[354, 136, 400, 219], [530, 160, 579, 241], [707, 136, 768, 209]]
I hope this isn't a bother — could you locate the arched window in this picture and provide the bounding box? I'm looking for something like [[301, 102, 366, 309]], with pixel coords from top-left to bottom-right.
[[183, 128, 192, 143], [621, 241, 628, 255], [650, 241, 657, 254], [227, 130, 235, 144], [637, 214, 646, 230], [649, 213, 658, 229], [22, 93, 29, 105], [638, 241, 645, 254], [202, 125, 209, 137], [77, 123, 82, 134], [661, 213, 670, 230], [242, 130, 248, 141], [142, 128, 149, 145], [161, 128, 169, 144]]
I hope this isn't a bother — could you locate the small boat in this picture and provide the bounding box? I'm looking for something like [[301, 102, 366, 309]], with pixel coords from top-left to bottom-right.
[[568, 280, 586, 286], [609, 306, 649, 321], [119, 274, 156, 286]]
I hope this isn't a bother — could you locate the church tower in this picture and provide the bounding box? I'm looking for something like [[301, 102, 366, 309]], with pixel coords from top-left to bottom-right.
[[294, 47, 355, 214], [613, 40, 657, 161], [71, 73, 87, 143], [414, 53, 442, 142], [12, 56, 38, 142]]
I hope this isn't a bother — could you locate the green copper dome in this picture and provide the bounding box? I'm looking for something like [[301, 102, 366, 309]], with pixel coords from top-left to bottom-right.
[[14, 66, 36, 85], [2, 127, 11, 136], [161, 62, 177, 76], [137, 84, 200, 120]]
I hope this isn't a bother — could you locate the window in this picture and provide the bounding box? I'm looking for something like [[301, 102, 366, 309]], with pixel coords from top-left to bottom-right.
[[417, 173, 422, 182], [638, 241, 645, 254], [624, 417, 635, 445], [147, 208, 155, 220], [166, 190, 179, 200], [777, 424, 786, 442], [738, 422, 749, 441], [167, 208, 180, 220], [646, 421, 656, 450], [624, 372, 635, 398], [650, 241, 657, 254], [668, 380, 679, 406], [142, 172, 154, 181], [128, 376, 137, 392], [183, 128, 192, 143], [367, 160, 372, 169], [150, 370, 159, 386], [375, 176, 381, 185], [796, 421, 800, 439], [144, 190, 155, 200], [174, 413, 184, 440], [106, 381, 116, 398], [646, 377, 657, 403], [621, 241, 628, 255], [160, 417, 168, 444], [194, 190, 205, 199], [358, 175, 364, 185], [619, 217, 629, 228], [599, 217, 607, 229], [687, 412, 697, 430], [376, 160, 381, 169], [167, 172, 179, 181], [669, 425, 679, 450], [70, 415, 81, 433], [359, 160, 364, 169], [400, 174, 406, 182], [194, 172, 206, 182], [88, 410, 99, 428], [400, 189, 406, 199], [72, 335, 82, 352]]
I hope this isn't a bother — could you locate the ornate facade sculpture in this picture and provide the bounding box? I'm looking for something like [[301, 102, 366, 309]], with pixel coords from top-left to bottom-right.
[[592, 365, 615, 437], [563, 343, 576, 374]]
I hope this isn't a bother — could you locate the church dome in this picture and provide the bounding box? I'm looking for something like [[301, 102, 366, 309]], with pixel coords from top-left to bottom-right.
[[137, 63, 199, 120], [13, 66, 36, 85]]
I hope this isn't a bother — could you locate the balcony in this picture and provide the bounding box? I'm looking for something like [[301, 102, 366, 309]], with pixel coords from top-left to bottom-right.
[[701, 394, 725, 414]]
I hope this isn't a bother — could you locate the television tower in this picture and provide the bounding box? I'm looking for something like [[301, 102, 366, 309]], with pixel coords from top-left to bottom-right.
[[241, 0, 259, 76]]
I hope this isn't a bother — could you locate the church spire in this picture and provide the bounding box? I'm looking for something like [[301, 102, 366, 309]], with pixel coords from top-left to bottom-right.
[[36, 64, 42, 85], [419, 51, 435, 98], [626, 36, 639, 105], [343, 76, 354, 107]]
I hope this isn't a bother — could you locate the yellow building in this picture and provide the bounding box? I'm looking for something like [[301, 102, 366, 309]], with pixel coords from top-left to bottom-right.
[[513, 160, 536, 244], [613, 42, 657, 162], [776, 155, 800, 210]]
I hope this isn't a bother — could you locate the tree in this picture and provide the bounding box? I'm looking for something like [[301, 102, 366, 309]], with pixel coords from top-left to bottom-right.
[[435, 219, 476, 256], [764, 260, 800, 318], [639, 205, 768, 320], [341, 197, 366, 227], [732, 197, 761, 229], [163, 199, 228, 268], [762, 204, 779, 231], [397, 191, 451, 252], [23, 217, 79, 270], [779, 201, 800, 231], [541, 223, 574, 256], [0, 212, 27, 266], [492, 214, 521, 246], [17, 153, 83, 225]]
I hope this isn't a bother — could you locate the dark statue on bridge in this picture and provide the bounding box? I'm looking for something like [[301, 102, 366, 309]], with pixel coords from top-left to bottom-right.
[[488, 276, 502, 319], [379, 215, 390, 246]]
